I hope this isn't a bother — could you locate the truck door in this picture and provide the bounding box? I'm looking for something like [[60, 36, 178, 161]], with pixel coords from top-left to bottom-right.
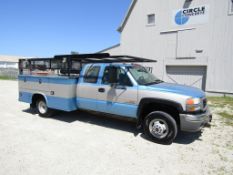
[[96, 66, 138, 118], [76, 65, 101, 111]]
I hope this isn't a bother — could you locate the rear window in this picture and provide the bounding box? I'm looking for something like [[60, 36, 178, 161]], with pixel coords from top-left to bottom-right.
[[83, 66, 100, 83]]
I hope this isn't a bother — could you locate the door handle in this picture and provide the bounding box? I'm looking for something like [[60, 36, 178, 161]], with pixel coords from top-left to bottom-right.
[[98, 88, 105, 93]]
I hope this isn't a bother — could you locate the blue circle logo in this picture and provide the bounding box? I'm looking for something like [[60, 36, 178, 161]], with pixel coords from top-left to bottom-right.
[[175, 10, 189, 25]]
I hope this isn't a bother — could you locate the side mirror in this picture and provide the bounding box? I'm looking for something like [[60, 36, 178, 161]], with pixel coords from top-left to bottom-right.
[[108, 67, 118, 84]]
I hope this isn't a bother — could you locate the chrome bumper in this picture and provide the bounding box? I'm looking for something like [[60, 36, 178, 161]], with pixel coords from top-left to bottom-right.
[[180, 108, 212, 132]]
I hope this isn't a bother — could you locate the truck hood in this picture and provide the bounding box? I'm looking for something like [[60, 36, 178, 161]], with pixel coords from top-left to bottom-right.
[[148, 82, 205, 98]]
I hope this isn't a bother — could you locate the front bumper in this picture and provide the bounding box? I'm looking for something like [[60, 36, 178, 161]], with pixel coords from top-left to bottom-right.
[[180, 108, 212, 132]]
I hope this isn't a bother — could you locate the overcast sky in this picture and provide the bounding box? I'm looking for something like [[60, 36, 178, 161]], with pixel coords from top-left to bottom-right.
[[0, 0, 131, 57]]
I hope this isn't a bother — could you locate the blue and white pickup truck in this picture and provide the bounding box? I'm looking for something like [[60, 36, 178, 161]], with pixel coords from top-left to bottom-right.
[[18, 53, 212, 143]]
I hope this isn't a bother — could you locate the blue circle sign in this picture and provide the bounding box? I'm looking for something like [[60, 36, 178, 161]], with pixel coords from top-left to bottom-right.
[[175, 10, 189, 25]]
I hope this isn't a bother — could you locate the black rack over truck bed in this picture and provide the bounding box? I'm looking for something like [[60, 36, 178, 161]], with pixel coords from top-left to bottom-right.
[[19, 53, 157, 76]]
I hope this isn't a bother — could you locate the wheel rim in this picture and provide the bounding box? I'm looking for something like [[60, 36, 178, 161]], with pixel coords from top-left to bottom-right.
[[38, 100, 48, 114], [149, 119, 169, 139]]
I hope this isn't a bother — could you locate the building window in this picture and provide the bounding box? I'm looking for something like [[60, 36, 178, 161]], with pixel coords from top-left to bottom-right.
[[147, 14, 155, 25], [229, 0, 233, 15]]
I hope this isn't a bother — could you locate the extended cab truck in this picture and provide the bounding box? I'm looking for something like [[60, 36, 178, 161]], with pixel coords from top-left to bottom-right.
[[18, 53, 212, 143]]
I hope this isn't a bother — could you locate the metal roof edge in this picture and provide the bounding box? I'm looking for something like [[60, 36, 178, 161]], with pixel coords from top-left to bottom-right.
[[117, 0, 138, 33], [97, 44, 121, 53], [0, 55, 26, 62]]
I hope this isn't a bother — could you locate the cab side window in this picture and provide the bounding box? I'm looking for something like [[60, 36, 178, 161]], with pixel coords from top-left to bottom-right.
[[83, 66, 100, 83], [102, 66, 132, 86]]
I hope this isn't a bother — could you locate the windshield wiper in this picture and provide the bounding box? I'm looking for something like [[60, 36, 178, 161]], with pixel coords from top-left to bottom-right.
[[143, 80, 164, 85]]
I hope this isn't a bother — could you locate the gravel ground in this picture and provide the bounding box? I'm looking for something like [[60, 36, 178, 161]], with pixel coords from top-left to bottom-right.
[[0, 80, 232, 175]]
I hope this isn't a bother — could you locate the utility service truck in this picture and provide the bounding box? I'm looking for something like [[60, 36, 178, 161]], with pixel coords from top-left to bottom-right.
[[18, 53, 212, 143]]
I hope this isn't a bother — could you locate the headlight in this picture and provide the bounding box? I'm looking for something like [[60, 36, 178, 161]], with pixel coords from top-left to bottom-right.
[[186, 98, 202, 112]]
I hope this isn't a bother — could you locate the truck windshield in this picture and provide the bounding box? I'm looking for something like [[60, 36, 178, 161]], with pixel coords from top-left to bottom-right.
[[127, 65, 163, 85]]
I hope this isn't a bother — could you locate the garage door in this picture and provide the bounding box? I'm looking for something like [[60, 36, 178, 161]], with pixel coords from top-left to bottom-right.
[[166, 66, 207, 90]]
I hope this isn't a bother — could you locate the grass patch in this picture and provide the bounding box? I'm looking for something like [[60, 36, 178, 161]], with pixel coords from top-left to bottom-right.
[[224, 120, 233, 126], [226, 142, 233, 150], [218, 112, 233, 120], [217, 112, 233, 126], [0, 76, 16, 80], [208, 96, 233, 126], [208, 96, 233, 107]]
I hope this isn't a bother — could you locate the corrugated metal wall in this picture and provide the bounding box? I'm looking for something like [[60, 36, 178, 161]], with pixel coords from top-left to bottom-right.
[[0, 68, 18, 79]]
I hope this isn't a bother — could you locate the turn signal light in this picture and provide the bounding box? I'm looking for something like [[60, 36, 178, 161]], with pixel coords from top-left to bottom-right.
[[186, 99, 194, 105]]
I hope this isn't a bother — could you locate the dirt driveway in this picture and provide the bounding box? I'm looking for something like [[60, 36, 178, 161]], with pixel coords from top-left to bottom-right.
[[0, 80, 232, 175]]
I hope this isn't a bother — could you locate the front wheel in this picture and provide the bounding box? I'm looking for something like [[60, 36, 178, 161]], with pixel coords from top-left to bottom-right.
[[143, 111, 178, 144], [36, 98, 54, 117]]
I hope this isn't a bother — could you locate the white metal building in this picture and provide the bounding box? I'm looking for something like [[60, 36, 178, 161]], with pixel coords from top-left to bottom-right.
[[0, 55, 20, 78], [101, 0, 233, 94], [0, 55, 19, 69]]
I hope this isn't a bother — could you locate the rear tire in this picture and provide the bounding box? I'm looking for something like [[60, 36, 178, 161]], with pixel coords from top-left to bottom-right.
[[143, 111, 178, 144], [36, 98, 54, 117]]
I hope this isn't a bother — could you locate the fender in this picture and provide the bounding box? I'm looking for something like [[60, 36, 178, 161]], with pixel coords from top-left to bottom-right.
[[31, 92, 48, 106], [136, 98, 184, 128]]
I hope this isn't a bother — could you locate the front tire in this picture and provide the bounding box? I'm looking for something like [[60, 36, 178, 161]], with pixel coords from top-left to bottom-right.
[[36, 98, 54, 117], [143, 111, 178, 144]]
